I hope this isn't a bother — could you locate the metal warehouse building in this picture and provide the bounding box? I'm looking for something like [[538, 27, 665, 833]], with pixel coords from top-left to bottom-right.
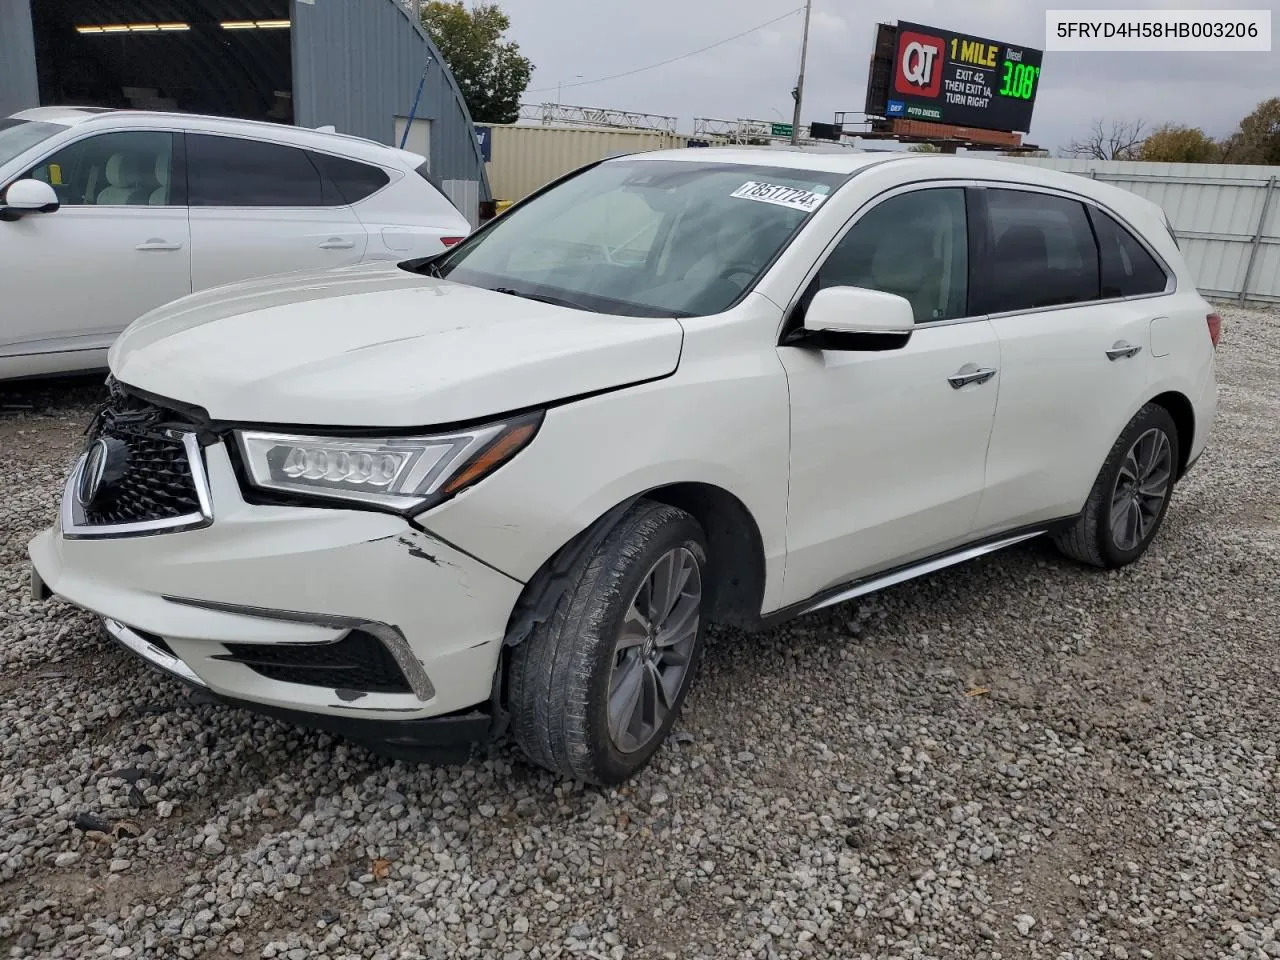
[[0, 0, 490, 223]]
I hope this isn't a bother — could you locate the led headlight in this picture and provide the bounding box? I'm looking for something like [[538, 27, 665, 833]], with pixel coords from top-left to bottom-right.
[[235, 412, 542, 512]]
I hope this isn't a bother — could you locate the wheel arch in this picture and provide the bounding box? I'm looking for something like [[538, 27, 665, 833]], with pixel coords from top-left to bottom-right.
[[641, 481, 767, 629], [502, 482, 767, 646], [1147, 389, 1196, 478]]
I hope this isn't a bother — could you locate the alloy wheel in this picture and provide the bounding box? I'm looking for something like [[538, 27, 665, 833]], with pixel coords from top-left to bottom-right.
[[606, 546, 702, 754], [1109, 427, 1173, 552]]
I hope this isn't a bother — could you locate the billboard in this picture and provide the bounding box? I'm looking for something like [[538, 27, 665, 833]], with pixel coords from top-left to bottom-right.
[[865, 21, 1043, 134]]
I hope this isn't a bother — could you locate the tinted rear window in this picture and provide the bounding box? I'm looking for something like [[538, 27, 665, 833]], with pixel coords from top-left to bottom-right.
[[981, 188, 1102, 313], [309, 151, 390, 205], [1091, 208, 1169, 297], [188, 133, 323, 207]]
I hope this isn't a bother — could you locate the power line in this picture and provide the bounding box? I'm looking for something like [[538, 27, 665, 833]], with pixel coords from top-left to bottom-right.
[[525, 7, 805, 94]]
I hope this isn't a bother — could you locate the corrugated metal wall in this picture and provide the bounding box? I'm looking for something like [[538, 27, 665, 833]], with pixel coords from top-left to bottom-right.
[[0, 0, 39, 117], [486, 124, 689, 203], [1001, 157, 1280, 303], [291, 0, 489, 208]]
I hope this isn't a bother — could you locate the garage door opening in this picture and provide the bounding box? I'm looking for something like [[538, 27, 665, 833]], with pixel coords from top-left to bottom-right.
[[32, 0, 294, 123]]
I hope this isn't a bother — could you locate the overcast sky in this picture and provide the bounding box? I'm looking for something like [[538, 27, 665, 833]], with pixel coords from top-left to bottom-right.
[[495, 0, 1279, 151]]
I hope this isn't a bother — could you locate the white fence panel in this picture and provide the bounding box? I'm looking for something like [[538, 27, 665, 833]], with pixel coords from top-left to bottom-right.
[[1000, 158, 1280, 303]]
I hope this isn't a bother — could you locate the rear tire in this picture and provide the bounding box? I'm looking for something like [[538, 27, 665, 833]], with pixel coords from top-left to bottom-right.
[[508, 501, 708, 785], [1053, 403, 1180, 569]]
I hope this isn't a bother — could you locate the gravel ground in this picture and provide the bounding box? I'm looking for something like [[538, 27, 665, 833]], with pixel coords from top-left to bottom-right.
[[1, 303, 1277, 960]]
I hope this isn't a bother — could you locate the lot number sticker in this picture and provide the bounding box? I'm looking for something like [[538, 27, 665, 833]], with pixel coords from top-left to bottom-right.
[[730, 181, 828, 213]]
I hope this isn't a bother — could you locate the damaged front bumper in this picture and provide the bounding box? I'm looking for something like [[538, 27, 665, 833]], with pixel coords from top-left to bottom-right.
[[28, 440, 525, 758]]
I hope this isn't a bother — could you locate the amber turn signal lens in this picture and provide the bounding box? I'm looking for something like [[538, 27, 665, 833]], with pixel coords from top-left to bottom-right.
[[441, 421, 538, 494]]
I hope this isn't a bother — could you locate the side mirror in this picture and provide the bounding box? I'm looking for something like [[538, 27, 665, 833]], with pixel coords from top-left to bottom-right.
[[804, 285, 915, 335], [784, 285, 916, 351], [1, 179, 60, 221]]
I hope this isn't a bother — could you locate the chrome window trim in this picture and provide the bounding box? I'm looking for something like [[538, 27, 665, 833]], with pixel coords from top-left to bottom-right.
[[61, 431, 214, 539]]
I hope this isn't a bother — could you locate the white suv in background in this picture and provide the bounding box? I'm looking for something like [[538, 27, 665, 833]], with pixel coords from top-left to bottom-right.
[[0, 106, 472, 380], [29, 149, 1218, 785]]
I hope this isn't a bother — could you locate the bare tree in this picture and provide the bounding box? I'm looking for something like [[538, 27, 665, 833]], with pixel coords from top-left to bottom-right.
[[1060, 118, 1146, 160]]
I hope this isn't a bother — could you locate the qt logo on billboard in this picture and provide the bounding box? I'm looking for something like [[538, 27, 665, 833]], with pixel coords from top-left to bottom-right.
[[894, 30, 945, 99]]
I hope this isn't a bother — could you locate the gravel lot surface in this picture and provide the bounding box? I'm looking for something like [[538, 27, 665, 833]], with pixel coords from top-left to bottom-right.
[[1, 303, 1277, 960]]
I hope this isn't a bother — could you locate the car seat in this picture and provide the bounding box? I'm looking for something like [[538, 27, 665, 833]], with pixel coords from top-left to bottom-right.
[[866, 222, 943, 322], [96, 153, 156, 205], [149, 153, 170, 205]]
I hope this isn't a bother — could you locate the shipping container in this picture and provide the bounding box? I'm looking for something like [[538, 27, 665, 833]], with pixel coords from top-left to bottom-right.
[[484, 124, 689, 202]]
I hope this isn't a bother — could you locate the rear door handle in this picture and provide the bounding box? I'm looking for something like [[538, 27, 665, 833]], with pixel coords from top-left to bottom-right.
[[1106, 341, 1143, 361], [135, 239, 183, 251], [318, 238, 356, 250], [947, 364, 997, 389]]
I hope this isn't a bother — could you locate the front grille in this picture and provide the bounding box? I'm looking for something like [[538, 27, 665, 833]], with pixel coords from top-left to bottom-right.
[[79, 392, 203, 527], [216, 631, 413, 694]]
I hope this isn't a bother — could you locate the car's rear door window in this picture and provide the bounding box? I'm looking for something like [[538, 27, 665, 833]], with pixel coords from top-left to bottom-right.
[[187, 133, 323, 207], [980, 188, 1101, 313]]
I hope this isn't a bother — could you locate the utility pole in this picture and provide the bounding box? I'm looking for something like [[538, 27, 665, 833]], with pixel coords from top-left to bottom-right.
[[790, 0, 813, 146]]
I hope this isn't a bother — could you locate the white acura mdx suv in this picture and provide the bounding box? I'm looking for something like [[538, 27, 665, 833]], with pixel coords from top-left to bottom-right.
[[29, 148, 1219, 785], [0, 106, 472, 381]]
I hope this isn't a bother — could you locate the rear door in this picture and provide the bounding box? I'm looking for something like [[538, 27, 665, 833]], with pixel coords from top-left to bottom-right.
[[185, 133, 367, 291], [0, 129, 190, 359], [970, 186, 1163, 535]]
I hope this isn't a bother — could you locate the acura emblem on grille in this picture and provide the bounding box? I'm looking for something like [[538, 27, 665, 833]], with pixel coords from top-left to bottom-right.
[[76, 439, 110, 508], [75, 437, 131, 509]]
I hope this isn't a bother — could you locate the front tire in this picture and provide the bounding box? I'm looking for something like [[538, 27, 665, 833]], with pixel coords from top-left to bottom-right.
[[508, 501, 708, 785], [1053, 403, 1180, 569]]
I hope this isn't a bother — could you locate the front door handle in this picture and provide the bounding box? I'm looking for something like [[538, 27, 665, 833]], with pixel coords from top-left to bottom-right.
[[947, 364, 997, 389], [1106, 341, 1143, 361], [135, 239, 183, 251], [318, 237, 356, 250]]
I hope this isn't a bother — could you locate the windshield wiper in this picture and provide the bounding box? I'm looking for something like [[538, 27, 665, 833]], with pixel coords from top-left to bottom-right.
[[489, 287, 586, 311]]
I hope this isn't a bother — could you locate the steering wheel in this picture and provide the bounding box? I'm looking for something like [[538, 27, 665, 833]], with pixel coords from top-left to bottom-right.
[[718, 261, 759, 283]]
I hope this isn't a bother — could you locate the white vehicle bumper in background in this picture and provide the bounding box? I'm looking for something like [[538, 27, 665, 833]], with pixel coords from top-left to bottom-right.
[[27, 441, 524, 757]]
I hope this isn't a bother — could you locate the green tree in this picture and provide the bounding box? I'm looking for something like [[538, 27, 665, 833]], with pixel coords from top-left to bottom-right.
[[420, 1, 533, 125], [1139, 124, 1221, 163], [1219, 97, 1280, 164]]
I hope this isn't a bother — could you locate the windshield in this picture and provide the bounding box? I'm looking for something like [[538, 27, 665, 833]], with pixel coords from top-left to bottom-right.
[[0, 119, 68, 171], [431, 158, 849, 317]]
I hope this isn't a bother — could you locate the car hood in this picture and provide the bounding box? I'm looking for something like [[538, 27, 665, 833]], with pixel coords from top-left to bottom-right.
[[109, 262, 685, 427]]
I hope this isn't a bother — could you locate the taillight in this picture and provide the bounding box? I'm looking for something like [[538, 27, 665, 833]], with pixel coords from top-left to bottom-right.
[[440, 236, 464, 247], [1206, 312, 1222, 349]]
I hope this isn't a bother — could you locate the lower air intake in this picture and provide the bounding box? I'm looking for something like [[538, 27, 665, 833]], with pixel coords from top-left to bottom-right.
[[217, 630, 413, 694]]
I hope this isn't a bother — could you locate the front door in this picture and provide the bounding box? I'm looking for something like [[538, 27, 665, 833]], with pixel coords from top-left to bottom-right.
[[0, 129, 191, 361], [778, 185, 1000, 607]]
